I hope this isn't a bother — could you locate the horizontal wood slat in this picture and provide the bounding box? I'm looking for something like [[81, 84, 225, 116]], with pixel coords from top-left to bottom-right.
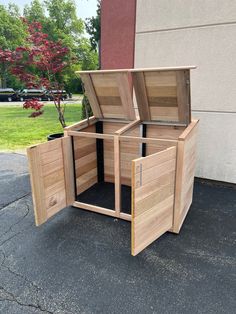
[[131, 69, 191, 124], [131, 146, 176, 256], [80, 71, 135, 120], [27, 137, 74, 226]]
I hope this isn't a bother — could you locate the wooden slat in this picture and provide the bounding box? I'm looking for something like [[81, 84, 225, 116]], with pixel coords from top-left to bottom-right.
[[98, 96, 122, 106], [40, 147, 63, 165], [115, 119, 140, 135], [149, 106, 179, 121], [146, 124, 184, 140], [144, 70, 177, 86], [41, 158, 63, 177], [132, 69, 193, 125], [94, 86, 120, 97], [120, 136, 177, 145], [148, 96, 178, 107], [68, 131, 114, 140], [80, 73, 103, 118], [77, 176, 97, 195], [176, 70, 190, 124], [114, 136, 121, 214], [76, 66, 196, 74], [131, 146, 176, 256], [134, 158, 176, 189], [146, 86, 177, 98], [74, 143, 96, 159], [134, 146, 176, 173], [27, 146, 47, 226], [116, 72, 136, 120], [73, 201, 131, 221], [27, 137, 74, 226], [103, 121, 126, 134], [172, 120, 199, 233], [63, 116, 97, 133], [91, 72, 118, 86], [62, 136, 75, 205], [100, 105, 124, 116], [132, 72, 150, 120]]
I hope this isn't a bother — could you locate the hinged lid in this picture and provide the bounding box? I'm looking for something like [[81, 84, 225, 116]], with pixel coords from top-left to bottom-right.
[[131, 66, 196, 125], [77, 70, 136, 121]]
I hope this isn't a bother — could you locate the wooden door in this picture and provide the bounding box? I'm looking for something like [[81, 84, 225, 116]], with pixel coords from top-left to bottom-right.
[[131, 146, 177, 255], [27, 137, 75, 226]]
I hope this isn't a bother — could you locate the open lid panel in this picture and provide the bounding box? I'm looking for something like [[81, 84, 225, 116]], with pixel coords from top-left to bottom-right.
[[131, 66, 196, 125], [77, 70, 136, 121]]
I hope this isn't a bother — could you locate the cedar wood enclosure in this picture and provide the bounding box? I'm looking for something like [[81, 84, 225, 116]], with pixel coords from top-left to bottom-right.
[[27, 66, 199, 256]]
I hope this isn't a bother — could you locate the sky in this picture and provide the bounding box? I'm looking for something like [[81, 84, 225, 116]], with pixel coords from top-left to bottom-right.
[[0, 0, 98, 19]]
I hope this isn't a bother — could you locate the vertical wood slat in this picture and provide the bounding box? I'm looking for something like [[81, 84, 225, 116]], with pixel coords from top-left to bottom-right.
[[172, 120, 199, 233], [116, 72, 136, 120], [27, 146, 47, 226], [80, 73, 103, 118], [114, 135, 121, 215], [176, 70, 190, 124], [132, 72, 150, 120], [62, 136, 75, 205]]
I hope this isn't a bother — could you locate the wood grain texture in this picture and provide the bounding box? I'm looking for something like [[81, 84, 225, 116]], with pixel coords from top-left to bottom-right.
[[62, 137, 75, 205], [116, 72, 136, 120], [176, 70, 191, 124], [131, 147, 176, 255], [63, 116, 97, 133], [73, 201, 131, 221], [172, 120, 199, 233], [132, 69, 192, 124], [132, 72, 150, 120], [27, 137, 74, 226], [80, 70, 135, 121], [114, 136, 121, 213], [80, 73, 103, 118], [73, 124, 98, 195]]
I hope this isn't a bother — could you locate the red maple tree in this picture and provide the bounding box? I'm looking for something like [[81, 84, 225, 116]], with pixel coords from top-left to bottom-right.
[[1, 20, 72, 128]]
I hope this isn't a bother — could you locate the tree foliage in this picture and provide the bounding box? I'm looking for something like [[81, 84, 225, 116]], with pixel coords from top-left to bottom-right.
[[82, 0, 101, 119], [0, 0, 100, 93], [85, 0, 101, 51], [0, 5, 27, 87], [8, 20, 72, 127]]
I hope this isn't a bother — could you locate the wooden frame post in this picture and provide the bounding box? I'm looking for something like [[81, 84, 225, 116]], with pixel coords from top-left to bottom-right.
[[114, 135, 121, 216]]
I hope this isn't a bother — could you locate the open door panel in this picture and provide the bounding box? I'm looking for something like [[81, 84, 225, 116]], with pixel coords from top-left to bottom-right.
[[131, 146, 177, 256], [27, 137, 75, 226]]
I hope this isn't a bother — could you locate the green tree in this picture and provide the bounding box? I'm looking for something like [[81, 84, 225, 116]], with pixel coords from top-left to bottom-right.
[[0, 5, 27, 87], [24, 0, 46, 24], [85, 0, 101, 51], [81, 0, 101, 119], [24, 0, 86, 93]]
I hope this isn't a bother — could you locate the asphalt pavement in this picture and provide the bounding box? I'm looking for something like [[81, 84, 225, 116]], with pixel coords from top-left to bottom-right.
[[0, 153, 235, 313]]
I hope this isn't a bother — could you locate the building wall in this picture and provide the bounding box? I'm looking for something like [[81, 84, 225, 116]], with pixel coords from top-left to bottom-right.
[[135, 0, 236, 183], [101, 0, 136, 69]]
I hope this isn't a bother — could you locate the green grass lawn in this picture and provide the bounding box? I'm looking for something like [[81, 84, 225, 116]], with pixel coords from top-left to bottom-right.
[[0, 104, 82, 151]]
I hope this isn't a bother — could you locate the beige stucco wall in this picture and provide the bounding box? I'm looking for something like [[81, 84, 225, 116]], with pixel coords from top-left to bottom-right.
[[135, 0, 236, 183]]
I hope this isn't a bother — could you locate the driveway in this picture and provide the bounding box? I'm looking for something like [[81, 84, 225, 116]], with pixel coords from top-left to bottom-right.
[[0, 153, 235, 313], [0, 96, 82, 107]]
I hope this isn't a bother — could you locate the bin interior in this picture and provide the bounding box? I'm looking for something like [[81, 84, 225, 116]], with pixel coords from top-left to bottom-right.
[[74, 120, 135, 212], [73, 119, 186, 213]]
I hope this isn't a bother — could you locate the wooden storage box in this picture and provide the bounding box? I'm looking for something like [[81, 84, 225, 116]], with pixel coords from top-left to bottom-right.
[[27, 67, 199, 256]]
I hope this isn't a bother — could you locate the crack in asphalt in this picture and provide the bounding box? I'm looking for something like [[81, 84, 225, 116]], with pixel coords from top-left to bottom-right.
[[0, 196, 59, 314], [0, 286, 54, 314], [0, 200, 33, 247], [0, 201, 30, 239], [0, 192, 31, 213]]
